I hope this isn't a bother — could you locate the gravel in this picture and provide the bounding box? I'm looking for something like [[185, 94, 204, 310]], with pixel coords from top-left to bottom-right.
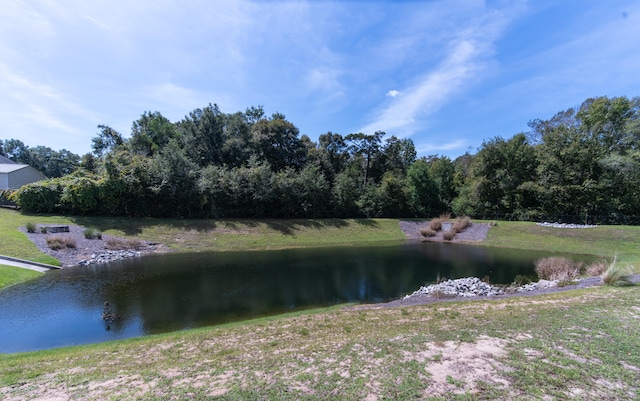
[[20, 224, 168, 267]]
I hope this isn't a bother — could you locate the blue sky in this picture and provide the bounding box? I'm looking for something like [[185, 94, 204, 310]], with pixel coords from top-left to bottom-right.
[[1, 0, 639, 159]]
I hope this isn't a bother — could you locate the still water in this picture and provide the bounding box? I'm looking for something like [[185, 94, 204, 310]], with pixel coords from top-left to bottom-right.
[[1, 242, 565, 353]]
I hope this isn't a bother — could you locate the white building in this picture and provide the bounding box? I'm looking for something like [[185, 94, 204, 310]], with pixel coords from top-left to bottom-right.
[[0, 155, 47, 190]]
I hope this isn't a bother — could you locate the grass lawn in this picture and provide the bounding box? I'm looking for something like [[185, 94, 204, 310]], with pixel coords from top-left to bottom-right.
[[1, 285, 637, 399], [483, 220, 640, 268], [0, 264, 42, 290]]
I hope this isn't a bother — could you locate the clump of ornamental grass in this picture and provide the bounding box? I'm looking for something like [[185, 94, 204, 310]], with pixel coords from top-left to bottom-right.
[[46, 236, 76, 250], [585, 259, 608, 276], [25, 222, 37, 233], [512, 274, 532, 286], [40, 226, 48, 234], [534, 256, 583, 281], [105, 238, 141, 250], [601, 255, 635, 286], [83, 227, 102, 240], [420, 228, 436, 237], [429, 218, 443, 231], [452, 216, 471, 232], [442, 230, 456, 241]]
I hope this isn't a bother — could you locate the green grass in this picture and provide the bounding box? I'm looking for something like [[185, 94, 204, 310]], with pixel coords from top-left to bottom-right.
[[483, 220, 640, 269], [0, 264, 42, 290], [0, 286, 637, 399]]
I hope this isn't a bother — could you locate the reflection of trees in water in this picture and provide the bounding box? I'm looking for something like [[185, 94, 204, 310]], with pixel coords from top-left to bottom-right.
[[85, 244, 550, 335]]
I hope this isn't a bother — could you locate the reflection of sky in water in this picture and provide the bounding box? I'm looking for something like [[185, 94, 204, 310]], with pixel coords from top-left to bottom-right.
[[0, 242, 591, 353]]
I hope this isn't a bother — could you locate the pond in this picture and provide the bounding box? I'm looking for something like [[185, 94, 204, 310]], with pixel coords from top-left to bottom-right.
[[0, 241, 575, 353]]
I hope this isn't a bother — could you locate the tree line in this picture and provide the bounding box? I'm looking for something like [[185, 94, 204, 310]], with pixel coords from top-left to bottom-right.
[[4, 96, 640, 223]]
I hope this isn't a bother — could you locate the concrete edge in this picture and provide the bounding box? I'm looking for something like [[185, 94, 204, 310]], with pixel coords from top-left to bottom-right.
[[0, 255, 61, 269]]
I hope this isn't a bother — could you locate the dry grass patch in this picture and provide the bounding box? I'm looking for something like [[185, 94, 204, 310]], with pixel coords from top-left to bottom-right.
[[105, 238, 141, 250], [429, 218, 443, 231], [46, 235, 76, 250], [419, 228, 436, 238], [534, 256, 582, 281]]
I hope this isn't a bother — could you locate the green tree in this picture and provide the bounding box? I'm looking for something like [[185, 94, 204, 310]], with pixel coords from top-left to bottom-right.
[[178, 104, 225, 167], [250, 118, 307, 171], [148, 140, 201, 217], [346, 131, 384, 189], [130, 111, 180, 156], [91, 125, 125, 157], [407, 159, 440, 216]]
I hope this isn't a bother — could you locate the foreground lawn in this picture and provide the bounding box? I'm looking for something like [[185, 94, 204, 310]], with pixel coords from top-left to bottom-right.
[[1, 285, 638, 400], [0, 265, 42, 290]]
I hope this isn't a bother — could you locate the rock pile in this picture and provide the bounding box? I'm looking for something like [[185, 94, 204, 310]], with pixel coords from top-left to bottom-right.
[[78, 250, 142, 266], [404, 277, 505, 298], [514, 279, 559, 292], [536, 222, 597, 229]]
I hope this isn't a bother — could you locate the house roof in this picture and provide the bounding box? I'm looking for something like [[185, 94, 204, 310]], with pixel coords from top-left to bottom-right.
[[0, 155, 17, 164], [0, 164, 30, 173]]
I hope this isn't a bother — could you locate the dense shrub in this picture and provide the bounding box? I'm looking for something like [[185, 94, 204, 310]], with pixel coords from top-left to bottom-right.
[[13, 181, 63, 213]]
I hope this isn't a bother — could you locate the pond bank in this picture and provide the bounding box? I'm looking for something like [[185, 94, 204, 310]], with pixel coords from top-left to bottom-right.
[[20, 225, 169, 267]]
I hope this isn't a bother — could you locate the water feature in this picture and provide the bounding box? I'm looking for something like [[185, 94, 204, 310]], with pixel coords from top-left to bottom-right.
[[0, 241, 579, 353]]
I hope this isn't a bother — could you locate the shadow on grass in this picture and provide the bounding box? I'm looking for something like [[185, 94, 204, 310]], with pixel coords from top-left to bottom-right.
[[261, 219, 351, 236], [67, 216, 222, 236], [64, 216, 370, 237]]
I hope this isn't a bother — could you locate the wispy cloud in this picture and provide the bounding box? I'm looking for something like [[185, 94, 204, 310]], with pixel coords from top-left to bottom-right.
[[359, 39, 485, 136], [417, 139, 469, 154], [358, 2, 522, 138]]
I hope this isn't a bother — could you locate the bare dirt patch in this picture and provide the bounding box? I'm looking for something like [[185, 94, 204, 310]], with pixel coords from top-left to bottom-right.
[[421, 336, 510, 396]]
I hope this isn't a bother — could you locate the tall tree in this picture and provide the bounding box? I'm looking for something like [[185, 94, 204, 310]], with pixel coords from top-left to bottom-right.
[[130, 111, 180, 156], [345, 131, 384, 188], [250, 118, 307, 171], [178, 104, 225, 167], [91, 125, 125, 157]]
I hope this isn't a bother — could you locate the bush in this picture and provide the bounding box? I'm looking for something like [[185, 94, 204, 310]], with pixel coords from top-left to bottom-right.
[[512, 274, 532, 286], [40, 226, 48, 234], [452, 216, 471, 233], [25, 222, 37, 233], [46, 236, 76, 250], [442, 230, 456, 241], [105, 238, 141, 250], [420, 228, 436, 237], [586, 260, 608, 276], [534, 257, 582, 281], [601, 256, 635, 286], [429, 218, 443, 231], [13, 181, 63, 213], [83, 227, 102, 240]]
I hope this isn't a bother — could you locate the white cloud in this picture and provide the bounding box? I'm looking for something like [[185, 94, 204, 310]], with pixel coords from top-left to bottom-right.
[[357, 2, 522, 138], [386, 90, 401, 97], [417, 139, 468, 154], [359, 39, 483, 136]]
